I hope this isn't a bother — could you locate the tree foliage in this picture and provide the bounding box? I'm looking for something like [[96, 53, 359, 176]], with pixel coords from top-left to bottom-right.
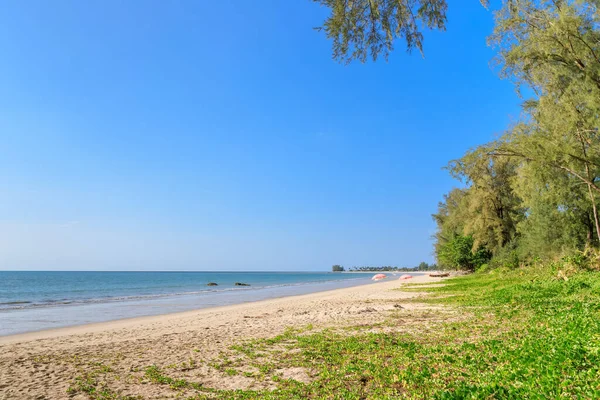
[[313, 0, 448, 63], [313, 0, 600, 268], [347, 262, 437, 271], [437, 235, 491, 271], [434, 0, 600, 269], [448, 148, 523, 253]]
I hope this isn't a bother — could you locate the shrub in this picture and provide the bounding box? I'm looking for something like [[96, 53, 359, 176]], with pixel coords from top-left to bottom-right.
[[438, 235, 491, 271]]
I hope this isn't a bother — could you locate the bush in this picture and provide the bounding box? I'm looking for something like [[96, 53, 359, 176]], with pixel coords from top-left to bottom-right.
[[488, 239, 522, 270], [438, 235, 491, 271]]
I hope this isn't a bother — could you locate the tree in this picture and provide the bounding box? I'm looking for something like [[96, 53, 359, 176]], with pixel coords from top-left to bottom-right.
[[314, 0, 496, 63], [314, 0, 448, 63], [491, 0, 600, 96], [432, 1, 600, 267], [417, 261, 431, 270], [437, 235, 491, 271], [512, 160, 595, 255], [432, 147, 524, 263], [432, 188, 470, 257], [332, 264, 345, 272], [448, 147, 524, 254], [489, 0, 600, 241]]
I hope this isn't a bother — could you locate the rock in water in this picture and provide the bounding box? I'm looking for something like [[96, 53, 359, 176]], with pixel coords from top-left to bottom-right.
[[207, 282, 218, 286], [235, 282, 250, 286]]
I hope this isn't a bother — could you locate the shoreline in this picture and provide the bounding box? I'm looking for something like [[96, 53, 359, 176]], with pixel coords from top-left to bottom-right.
[[0, 274, 428, 345], [0, 273, 389, 337]]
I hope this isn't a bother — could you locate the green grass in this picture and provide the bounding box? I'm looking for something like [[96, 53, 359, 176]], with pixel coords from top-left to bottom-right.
[[144, 365, 205, 391], [67, 365, 142, 400], [68, 265, 600, 399]]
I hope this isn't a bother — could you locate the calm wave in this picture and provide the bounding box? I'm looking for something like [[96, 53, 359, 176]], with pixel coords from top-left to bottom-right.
[[0, 271, 370, 311]]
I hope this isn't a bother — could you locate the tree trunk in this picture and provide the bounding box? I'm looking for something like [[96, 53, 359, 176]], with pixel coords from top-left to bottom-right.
[[587, 182, 600, 244], [579, 134, 600, 244], [585, 212, 593, 246]]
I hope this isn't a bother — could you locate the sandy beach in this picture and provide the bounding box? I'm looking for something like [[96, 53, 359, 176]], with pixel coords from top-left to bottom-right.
[[0, 274, 449, 399]]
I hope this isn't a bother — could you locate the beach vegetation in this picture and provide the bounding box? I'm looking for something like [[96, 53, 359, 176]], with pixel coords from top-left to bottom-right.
[[331, 264, 345, 272], [67, 260, 600, 399], [67, 367, 142, 400], [314, 0, 451, 63], [214, 264, 600, 398], [433, 0, 600, 271], [347, 263, 438, 272], [144, 365, 204, 391], [437, 235, 491, 272]]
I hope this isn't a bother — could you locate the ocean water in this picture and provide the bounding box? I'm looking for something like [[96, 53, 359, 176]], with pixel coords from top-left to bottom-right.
[[0, 271, 384, 336]]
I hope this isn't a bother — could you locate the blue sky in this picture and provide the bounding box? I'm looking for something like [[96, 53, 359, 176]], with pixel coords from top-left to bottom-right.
[[0, 1, 520, 271]]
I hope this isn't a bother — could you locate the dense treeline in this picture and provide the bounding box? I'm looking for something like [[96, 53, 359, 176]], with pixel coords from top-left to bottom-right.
[[332, 262, 437, 272], [434, 0, 600, 271]]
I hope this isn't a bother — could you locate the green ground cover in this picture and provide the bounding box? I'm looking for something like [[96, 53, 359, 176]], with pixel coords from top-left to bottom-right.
[[69, 264, 600, 399]]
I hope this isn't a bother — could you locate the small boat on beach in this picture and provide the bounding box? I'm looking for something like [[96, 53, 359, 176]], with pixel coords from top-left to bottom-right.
[[429, 272, 450, 278]]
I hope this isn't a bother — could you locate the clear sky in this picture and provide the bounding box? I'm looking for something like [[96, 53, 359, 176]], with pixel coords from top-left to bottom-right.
[[0, 1, 520, 271]]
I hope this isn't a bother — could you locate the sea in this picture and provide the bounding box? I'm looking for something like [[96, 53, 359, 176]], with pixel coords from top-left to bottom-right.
[[0, 271, 385, 336]]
